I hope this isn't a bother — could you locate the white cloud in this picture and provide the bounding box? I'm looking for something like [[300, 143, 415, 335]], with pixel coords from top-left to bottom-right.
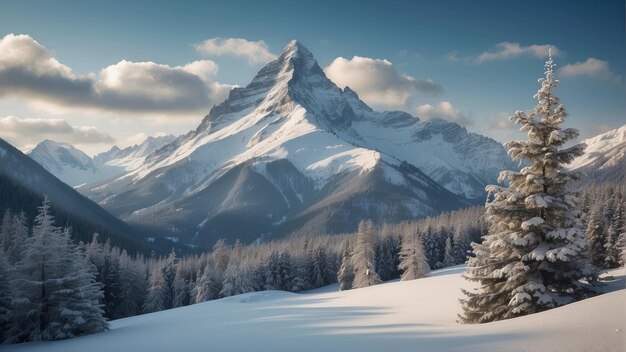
[[0, 115, 114, 150], [324, 56, 442, 109], [445, 51, 460, 62], [415, 101, 473, 126], [476, 42, 560, 64], [486, 113, 516, 131], [195, 37, 276, 65], [559, 58, 620, 82], [0, 33, 232, 115]]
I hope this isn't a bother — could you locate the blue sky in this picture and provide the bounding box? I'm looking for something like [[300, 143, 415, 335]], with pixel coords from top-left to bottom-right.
[[0, 0, 623, 154]]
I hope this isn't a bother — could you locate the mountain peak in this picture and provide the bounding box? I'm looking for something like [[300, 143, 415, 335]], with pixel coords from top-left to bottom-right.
[[281, 39, 313, 59]]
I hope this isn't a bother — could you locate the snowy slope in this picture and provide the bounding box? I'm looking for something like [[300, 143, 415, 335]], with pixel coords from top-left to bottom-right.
[[93, 134, 177, 171], [7, 265, 624, 352], [81, 40, 511, 246], [27, 140, 124, 187], [570, 124, 626, 183], [0, 138, 146, 250], [28, 135, 178, 188]]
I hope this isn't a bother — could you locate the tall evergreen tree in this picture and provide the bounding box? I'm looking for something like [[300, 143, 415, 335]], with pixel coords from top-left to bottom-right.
[[442, 236, 456, 267], [195, 263, 220, 302], [8, 198, 107, 342], [0, 252, 12, 343], [604, 199, 625, 268], [585, 203, 606, 267], [398, 230, 430, 281], [352, 220, 382, 288], [0, 210, 13, 253], [337, 244, 354, 291], [8, 212, 29, 265], [114, 250, 146, 318], [461, 53, 594, 323]]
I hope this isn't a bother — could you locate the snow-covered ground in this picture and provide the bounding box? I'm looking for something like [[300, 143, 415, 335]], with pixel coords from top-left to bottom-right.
[[4, 265, 625, 352]]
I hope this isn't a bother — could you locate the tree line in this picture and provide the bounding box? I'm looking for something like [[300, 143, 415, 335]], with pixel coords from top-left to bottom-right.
[[0, 177, 622, 343], [0, 199, 484, 344]]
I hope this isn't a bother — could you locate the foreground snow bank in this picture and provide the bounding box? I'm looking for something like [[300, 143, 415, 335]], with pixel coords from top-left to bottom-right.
[[4, 265, 624, 352]]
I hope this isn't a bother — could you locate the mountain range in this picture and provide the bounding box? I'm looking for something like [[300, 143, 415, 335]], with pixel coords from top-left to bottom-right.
[[569, 124, 626, 184], [0, 138, 148, 254], [27, 135, 177, 187], [21, 41, 624, 250], [68, 40, 514, 248]]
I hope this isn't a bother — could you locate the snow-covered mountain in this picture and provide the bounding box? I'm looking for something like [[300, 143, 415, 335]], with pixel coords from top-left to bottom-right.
[[28, 135, 178, 188], [27, 140, 123, 187], [82, 40, 514, 247], [93, 134, 177, 171], [570, 124, 626, 183], [0, 138, 146, 252]]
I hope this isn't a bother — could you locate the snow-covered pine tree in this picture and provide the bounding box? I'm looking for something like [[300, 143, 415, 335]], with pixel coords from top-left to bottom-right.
[[337, 243, 354, 291], [452, 225, 471, 264], [0, 210, 13, 253], [422, 225, 442, 268], [461, 52, 594, 323], [101, 240, 121, 318], [585, 203, 606, 267], [143, 249, 177, 313], [8, 211, 29, 265], [398, 229, 430, 281], [290, 256, 312, 292], [311, 245, 333, 288], [443, 235, 456, 267], [352, 220, 382, 288], [114, 250, 147, 317], [8, 198, 107, 342], [220, 259, 256, 297], [263, 251, 282, 291], [604, 199, 624, 268], [55, 227, 108, 339], [277, 250, 292, 291], [0, 251, 12, 343], [195, 263, 220, 302], [376, 235, 400, 281]]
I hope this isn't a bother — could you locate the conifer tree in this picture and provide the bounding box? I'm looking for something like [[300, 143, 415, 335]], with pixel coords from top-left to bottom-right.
[[352, 220, 382, 288], [443, 236, 456, 267], [8, 198, 107, 342], [0, 210, 13, 253], [585, 203, 606, 267], [398, 230, 430, 281], [604, 199, 625, 268], [114, 250, 146, 317], [8, 211, 28, 265], [195, 263, 220, 302], [290, 256, 312, 292], [0, 252, 12, 343], [461, 53, 594, 323], [337, 244, 354, 291]]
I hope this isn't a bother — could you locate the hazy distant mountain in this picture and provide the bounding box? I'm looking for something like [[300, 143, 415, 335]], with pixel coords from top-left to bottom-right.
[[93, 134, 177, 170], [570, 124, 626, 184], [0, 138, 147, 254], [80, 40, 513, 248], [28, 140, 123, 187], [28, 135, 177, 188]]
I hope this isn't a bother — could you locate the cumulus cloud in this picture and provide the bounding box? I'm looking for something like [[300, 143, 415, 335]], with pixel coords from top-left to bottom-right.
[[476, 42, 560, 64], [414, 101, 473, 126], [559, 58, 620, 82], [486, 113, 516, 131], [0, 115, 114, 150], [0, 34, 232, 115], [324, 56, 443, 109], [195, 37, 276, 65]]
